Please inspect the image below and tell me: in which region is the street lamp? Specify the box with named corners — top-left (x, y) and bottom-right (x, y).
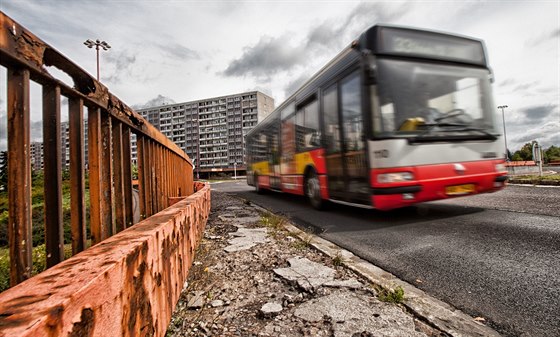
top-left (497, 105), bottom-right (509, 160)
top-left (83, 39), bottom-right (111, 81)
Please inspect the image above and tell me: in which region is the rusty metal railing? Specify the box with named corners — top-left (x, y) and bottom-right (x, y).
top-left (0, 12), bottom-right (193, 287)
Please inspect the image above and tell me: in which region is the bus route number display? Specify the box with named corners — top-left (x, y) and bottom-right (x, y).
top-left (379, 27), bottom-right (486, 66)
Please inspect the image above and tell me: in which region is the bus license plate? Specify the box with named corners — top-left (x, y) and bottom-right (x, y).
top-left (445, 184), bottom-right (475, 196)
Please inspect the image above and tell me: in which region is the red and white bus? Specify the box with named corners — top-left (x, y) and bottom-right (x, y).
top-left (246, 25), bottom-right (508, 210)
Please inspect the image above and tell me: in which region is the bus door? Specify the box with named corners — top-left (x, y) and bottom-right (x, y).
top-left (267, 117), bottom-right (282, 189)
top-left (323, 71), bottom-right (370, 204)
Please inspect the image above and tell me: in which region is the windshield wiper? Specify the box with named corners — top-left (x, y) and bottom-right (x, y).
top-left (409, 123), bottom-right (498, 143)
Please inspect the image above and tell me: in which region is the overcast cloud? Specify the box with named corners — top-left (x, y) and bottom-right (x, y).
top-left (0, 0), bottom-right (558, 152)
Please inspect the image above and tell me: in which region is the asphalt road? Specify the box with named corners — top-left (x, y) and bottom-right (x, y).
top-left (212, 180), bottom-right (560, 337)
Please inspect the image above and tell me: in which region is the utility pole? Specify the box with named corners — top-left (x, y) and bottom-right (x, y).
top-left (497, 105), bottom-right (509, 160)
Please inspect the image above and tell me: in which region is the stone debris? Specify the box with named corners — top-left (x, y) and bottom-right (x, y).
top-left (167, 191), bottom-right (443, 337)
top-left (224, 226), bottom-right (269, 253)
top-left (186, 291), bottom-right (205, 309)
top-left (231, 215), bottom-right (262, 226)
top-left (259, 302), bottom-right (283, 318)
top-left (273, 256), bottom-right (336, 292)
top-left (210, 299), bottom-right (224, 308)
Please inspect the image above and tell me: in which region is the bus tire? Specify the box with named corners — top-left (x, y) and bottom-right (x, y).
top-left (305, 169), bottom-right (326, 210)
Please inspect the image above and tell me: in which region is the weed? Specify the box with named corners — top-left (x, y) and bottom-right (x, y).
top-left (261, 214), bottom-right (287, 240)
top-left (291, 229), bottom-right (314, 250)
top-left (378, 285), bottom-right (405, 303)
top-left (332, 251), bottom-right (344, 267)
top-left (260, 214), bottom-right (285, 230)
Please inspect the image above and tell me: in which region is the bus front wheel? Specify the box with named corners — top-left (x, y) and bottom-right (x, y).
top-left (305, 170), bottom-right (326, 210)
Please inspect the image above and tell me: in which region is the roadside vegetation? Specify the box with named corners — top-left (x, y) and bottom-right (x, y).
top-left (510, 143), bottom-right (560, 163)
top-left (0, 169), bottom-right (91, 293)
top-left (510, 174), bottom-right (560, 184)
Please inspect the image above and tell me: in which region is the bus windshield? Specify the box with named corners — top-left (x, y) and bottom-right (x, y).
top-left (374, 58), bottom-right (498, 141)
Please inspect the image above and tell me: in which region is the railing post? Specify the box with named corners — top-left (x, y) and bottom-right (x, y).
top-left (69, 97), bottom-right (87, 254)
top-left (122, 126), bottom-right (134, 227)
top-left (137, 136), bottom-right (147, 219)
top-left (88, 107), bottom-right (103, 244)
top-left (112, 121), bottom-right (125, 233)
top-left (101, 113), bottom-right (114, 236)
top-left (7, 68), bottom-right (33, 285)
top-left (42, 83), bottom-right (64, 267)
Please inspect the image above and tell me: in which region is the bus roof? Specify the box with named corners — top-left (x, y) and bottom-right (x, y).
top-left (247, 24), bottom-right (489, 137)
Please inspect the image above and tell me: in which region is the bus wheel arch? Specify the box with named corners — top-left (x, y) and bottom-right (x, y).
top-left (304, 166), bottom-right (326, 210)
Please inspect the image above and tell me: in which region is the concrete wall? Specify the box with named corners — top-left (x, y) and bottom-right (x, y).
top-left (507, 165), bottom-right (540, 175)
top-left (0, 182), bottom-right (211, 337)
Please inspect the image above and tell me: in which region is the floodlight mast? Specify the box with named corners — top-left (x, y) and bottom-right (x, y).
top-left (83, 39), bottom-right (111, 81)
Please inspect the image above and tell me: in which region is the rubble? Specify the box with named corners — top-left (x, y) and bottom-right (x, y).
top-left (166, 191), bottom-right (445, 337)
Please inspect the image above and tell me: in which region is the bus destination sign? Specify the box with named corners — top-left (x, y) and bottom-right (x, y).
top-left (377, 27), bottom-right (486, 66)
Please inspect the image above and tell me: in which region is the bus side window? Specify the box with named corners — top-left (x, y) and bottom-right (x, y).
top-left (295, 98), bottom-right (320, 151)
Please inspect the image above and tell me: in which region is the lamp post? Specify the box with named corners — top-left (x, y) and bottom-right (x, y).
top-left (83, 39), bottom-right (111, 81)
top-left (497, 105), bottom-right (509, 160)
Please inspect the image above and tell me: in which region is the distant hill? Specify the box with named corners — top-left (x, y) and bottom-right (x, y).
top-left (131, 95), bottom-right (176, 110)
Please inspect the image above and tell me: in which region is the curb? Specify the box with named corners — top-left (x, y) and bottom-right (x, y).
top-left (245, 198), bottom-right (502, 337)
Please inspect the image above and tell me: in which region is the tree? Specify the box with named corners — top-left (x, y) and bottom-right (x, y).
top-left (512, 142), bottom-right (535, 161)
top-left (544, 145), bottom-right (560, 164)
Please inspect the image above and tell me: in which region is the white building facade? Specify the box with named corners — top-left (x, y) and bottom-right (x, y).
top-left (133, 91), bottom-right (274, 175)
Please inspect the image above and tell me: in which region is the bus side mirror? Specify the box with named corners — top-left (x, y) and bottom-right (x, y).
top-left (365, 67), bottom-right (376, 85)
top-left (361, 49), bottom-right (376, 85)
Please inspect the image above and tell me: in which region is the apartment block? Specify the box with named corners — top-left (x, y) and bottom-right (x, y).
top-left (30, 142), bottom-right (44, 171)
top-left (133, 91), bottom-right (274, 175)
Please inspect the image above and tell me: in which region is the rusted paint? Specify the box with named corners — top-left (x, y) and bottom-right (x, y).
top-left (69, 97), bottom-right (87, 254)
top-left (7, 67), bottom-right (33, 285)
top-left (45, 305), bottom-right (64, 337)
top-left (112, 121), bottom-right (126, 233)
top-left (101, 112), bottom-right (114, 236)
top-left (1, 14), bottom-right (203, 336)
top-left (122, 127), bottom-right (134, 227)
top-left (137, 136), bottom-right (146, 219)
top-left (88, 107), bottom-right (103, 245)
top-left (0, 183), bottom-right (210, 337)
top-left (1, 13), bottom-right (190, 164)
top-left (70, 308), bottom-right (95, 337)
top-left (43, 83), bottom-right (64, 267)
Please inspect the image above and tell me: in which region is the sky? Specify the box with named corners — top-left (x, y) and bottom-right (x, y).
top-left (0, 0), bottom-right (559, 153)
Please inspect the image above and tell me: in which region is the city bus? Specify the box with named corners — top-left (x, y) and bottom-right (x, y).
top-left (246, 24), bottom-right (508, 210)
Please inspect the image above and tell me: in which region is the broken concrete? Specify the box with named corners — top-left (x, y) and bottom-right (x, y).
top-left (224, 226), bottom-right (269, 253)
top-left (294, 291), bottom-right (426, 337)
top-left (273, 256), bottom-right (336, 291)
top-left (167, 191), bottom-right (450, 337)
top-left (324, 278), bottom-right (364, 290)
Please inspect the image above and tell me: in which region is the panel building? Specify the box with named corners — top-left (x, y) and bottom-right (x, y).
top-left (133, 91), bottom-right (274, 176)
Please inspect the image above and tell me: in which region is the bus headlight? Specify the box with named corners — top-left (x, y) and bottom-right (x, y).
top-left (377, 172), bottom-right (414, 183)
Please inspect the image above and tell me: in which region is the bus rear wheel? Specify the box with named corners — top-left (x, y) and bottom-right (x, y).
top-left (305, 170), bottom-right (326, 210)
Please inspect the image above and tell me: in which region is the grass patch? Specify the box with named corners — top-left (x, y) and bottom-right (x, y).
top-left (513, 174), bottom-right (560, 182)
top-left (332, 251), bottom-right (344, 267)
top-left (0, 244), bottom-right (73, 293)
top-left (260, 213), bottom-right (286, 240)
top-left (290, 229), bottom-right (314, 250)
top-left (377, 285), bottom-right (405, 303)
